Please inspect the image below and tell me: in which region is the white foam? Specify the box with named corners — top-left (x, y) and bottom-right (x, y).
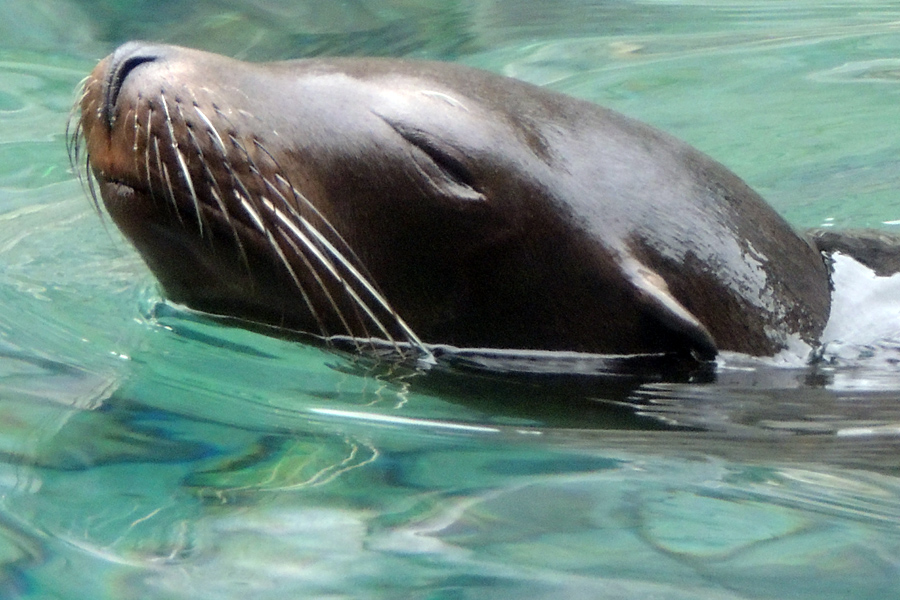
top-left (821, 252), bottom-right (900, 346)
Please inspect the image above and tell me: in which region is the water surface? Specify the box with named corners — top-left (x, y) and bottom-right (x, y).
top-left (1, 1), bottom-right (900, 598)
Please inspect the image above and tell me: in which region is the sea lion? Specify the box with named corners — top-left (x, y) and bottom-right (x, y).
top-left (68, 42), bottom-right (832, 363)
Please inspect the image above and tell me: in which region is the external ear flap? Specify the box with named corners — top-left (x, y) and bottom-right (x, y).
top-left (620, 257), bottom-right (718, 360)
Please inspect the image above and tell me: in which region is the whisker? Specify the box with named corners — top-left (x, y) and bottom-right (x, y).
top-left (144, 107), bottom-right (155, 199)
top-left (255, 178), bottom-right (374, 342)
top-left (240, 131), bottom-right (432, 361)
top-left (186, 102), bottom-right (251, 267)
top-left (65, 82), bottom-right (90, 191)
top-left (218, 132), bottom-right (338, 330)
top-left (264, 206), bottom-right (388, 337)
top-left (68, 130), bottom-right (94, 214)
top-left (196, 104), bottom-right (351, 340)
top-left (263, 174), bottom-right (432, 362)
top-left (65, 80), bottom-right (115, 227)
top-left (160, 93), bottom-right (204, 236)
top-left (65, 76), bottom-right (91, 144)
top-left (64, 111), bottom-right (81, 166)
top-left (193, 105), bottom-right (228, 155)
top-left (265, 200), bottom-right (433, 362)
top-left (83, 154), bottom-right (103, 217)
top-left (224, 125), bottom-right (387, 351)
top-left (257, 197), bottom-right (371, 349)
top-left (131, 106), bottom-right (141, 188)
top-left (246, 142), bottom-right (404, 345)
top-left (152, 135), bottom-right (184, 225)
top-left (257, 141), bottom-right (374, 281)
top-left (209, 186), bottom-right (253, 267)
top-left (276, 232), bottom-right (369, 355)
top-left (237, 194), bottom-right (330, 337)
top-left (159, 156), bottom-right (179, 224)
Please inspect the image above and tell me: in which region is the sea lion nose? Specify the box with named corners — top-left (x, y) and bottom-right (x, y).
top-left (102, 42), bottom-right (162, 128)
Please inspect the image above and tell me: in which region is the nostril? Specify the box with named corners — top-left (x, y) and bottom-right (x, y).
top-left (102, 43), bottom-right (160, 128)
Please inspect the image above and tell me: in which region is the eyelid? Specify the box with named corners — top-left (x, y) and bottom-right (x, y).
top-left (380, 117), bottom-right (485, 202)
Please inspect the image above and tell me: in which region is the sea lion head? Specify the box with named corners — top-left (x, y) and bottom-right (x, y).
top-left (69, 42), bottom-right (831, 362)
top-left (71, 42), bottom-right (532, 356)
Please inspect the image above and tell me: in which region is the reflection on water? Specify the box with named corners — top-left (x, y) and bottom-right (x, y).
top-left (1, 1), bottom-right (900, 598)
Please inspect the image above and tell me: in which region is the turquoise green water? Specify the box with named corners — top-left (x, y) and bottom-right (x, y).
top-left (2, 1), bottom-right (900, 598)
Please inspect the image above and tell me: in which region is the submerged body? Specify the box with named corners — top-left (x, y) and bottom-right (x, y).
top-left (71, 42), bottom-right (833, 362)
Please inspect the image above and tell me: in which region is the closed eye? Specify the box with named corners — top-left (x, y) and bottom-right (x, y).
top-left (377, 115), bottom-right (485, 202)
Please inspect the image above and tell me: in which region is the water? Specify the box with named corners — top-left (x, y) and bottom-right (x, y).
top-left (2, 1), bottom-right (900, 598)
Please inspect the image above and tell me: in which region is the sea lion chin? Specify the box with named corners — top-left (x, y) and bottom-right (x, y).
top-left (68, 41), bottom-right (831, 363)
